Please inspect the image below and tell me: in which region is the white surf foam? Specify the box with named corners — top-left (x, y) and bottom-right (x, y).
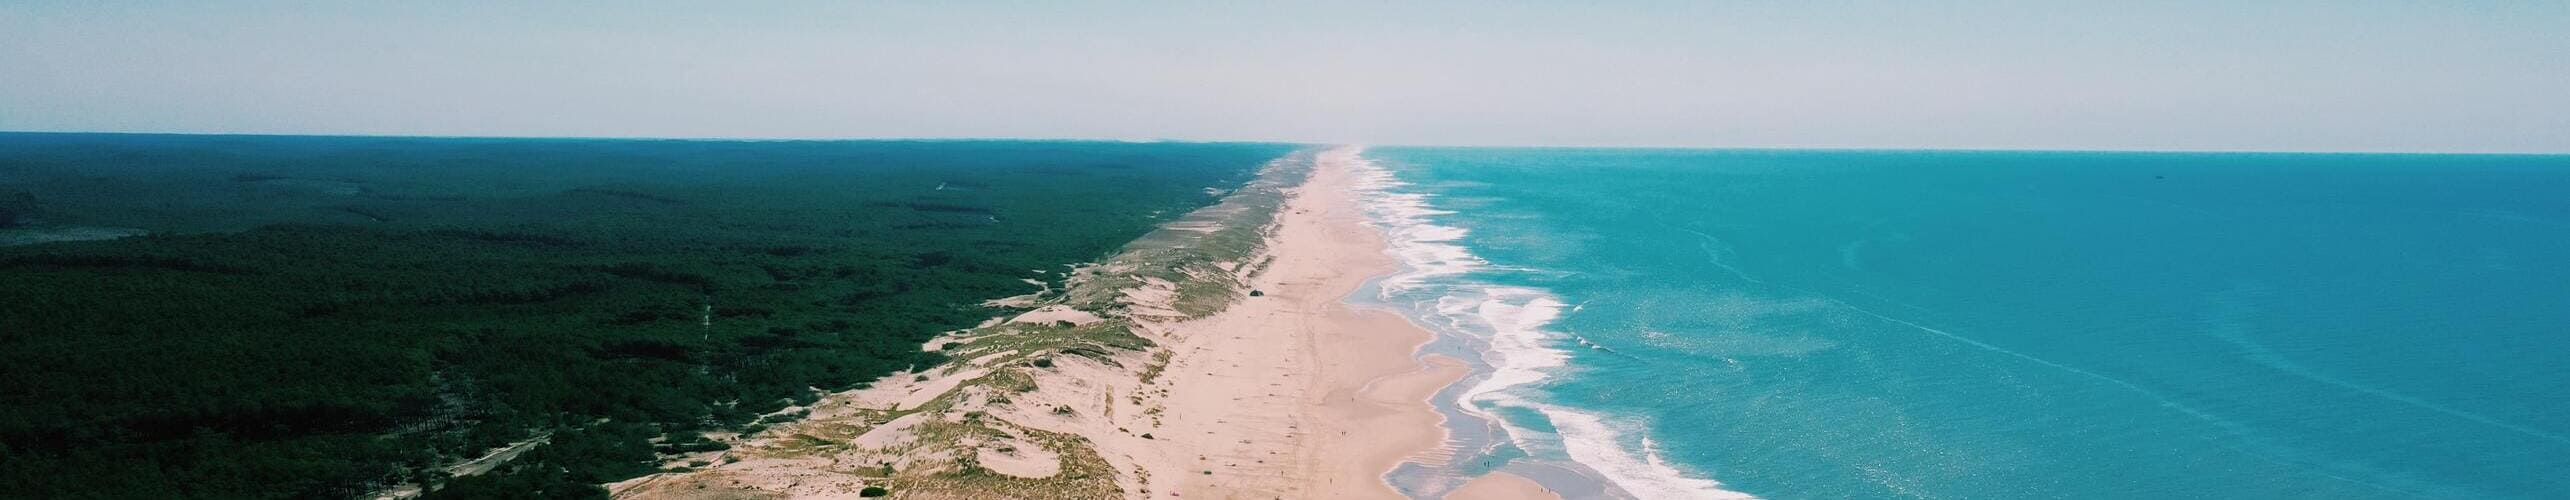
top-left (1346, 149), bottom-right (1755, 499)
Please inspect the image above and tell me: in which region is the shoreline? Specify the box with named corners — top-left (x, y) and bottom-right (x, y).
top-left (1109, 145), bottom-right (1559, 498)
top-left (1343, 149), bottom-right (1753, 500)
top-left (1338, 150), bottom-right (1595, 500)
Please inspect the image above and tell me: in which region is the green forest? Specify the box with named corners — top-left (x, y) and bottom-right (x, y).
top-left (0, 133), bottom-right (1289, 498)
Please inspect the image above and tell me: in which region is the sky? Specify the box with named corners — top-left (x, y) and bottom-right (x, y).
top-left (3, 1), bottom-right (2566, 153)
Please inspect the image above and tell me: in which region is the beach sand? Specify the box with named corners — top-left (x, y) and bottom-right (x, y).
top-left (611, 147), bottom-right (1552, 499)
top-left (1096, 146), bottom-right (1548, 498)
top-left (1446, 472), bottom-right (1560, 500)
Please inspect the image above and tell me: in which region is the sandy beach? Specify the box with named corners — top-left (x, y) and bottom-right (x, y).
top-left (1098, 146), bottom-right (1553, 499)
top-left (611, 147), bottom-right (1555, 499)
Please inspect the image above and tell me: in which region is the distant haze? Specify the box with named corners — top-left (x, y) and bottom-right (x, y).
top-left (4, 1), bottom-right (2566, 153)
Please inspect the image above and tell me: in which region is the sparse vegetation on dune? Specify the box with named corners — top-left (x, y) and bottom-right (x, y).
top-left (613, 150), bottom-right (1314, 499)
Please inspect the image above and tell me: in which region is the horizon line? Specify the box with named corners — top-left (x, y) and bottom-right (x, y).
top-left (4, 129), bottom-right (2566, 157)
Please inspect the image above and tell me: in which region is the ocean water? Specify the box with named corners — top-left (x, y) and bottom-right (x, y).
top-left (1352, 148), bottom-right (2570, 499)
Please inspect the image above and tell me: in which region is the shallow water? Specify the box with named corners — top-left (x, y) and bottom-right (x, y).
top-left (1358, 148), bottom-right (2570, 499)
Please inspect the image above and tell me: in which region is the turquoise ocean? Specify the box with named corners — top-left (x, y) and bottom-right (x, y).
top-left (1351, 148), bottom-right (2570, 499)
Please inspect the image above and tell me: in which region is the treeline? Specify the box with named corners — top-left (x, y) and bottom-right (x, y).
top-left (0, 133), bottom-right (1290, 498)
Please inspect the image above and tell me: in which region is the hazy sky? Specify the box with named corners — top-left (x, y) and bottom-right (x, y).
top-left (4, 1), bottom-right (2566, 152)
